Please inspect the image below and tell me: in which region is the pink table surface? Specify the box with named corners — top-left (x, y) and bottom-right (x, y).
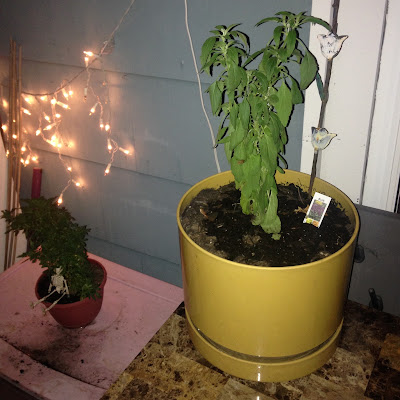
top-left (0, 254), bottom-right (183, 399)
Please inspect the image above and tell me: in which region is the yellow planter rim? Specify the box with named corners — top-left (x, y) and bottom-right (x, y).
top-left (177, 170), bottom-right (360, 270)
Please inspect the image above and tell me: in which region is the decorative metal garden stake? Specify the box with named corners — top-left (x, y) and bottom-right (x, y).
top-left (308, 0), bottom-right (348, 197)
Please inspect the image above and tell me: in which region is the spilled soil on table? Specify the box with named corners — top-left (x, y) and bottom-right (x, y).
top-left (180, 182), bottom-right (354, 267)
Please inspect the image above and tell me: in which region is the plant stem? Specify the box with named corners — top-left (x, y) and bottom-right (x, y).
top-left (308, 0), bottom-right (340, 197)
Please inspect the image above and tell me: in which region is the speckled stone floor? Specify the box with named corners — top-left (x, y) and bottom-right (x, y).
top-left (101, 301), bottom-right (400, 400)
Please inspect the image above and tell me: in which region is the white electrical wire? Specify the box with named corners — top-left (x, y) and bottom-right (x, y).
top-left (184, 0), bottom-right (221, 173)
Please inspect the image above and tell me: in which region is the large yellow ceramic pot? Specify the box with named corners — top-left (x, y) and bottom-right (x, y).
top-left (177, 170), bottom-right (359, 382)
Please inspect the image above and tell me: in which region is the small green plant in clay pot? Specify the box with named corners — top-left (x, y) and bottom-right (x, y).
top-left (1, 197), bottom-right (101, 305)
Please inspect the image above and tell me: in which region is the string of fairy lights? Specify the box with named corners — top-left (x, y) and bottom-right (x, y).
top-left (1, 0), bottom-right (136, 205)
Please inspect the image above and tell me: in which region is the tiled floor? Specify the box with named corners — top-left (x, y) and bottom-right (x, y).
top-left (102, 301), bottom-right (400, 400)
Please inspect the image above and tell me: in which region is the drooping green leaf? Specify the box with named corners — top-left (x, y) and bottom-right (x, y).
top-left (240, 191), bottom-right (251, 214)
top-left (200, 36), bottom-right (217, 67)
top-left (226, 23), bottom-right (242, 32)
top-left (224, 140), bottom-right (233, 160)
top-left (301, 16), bottom-right (331, 31)
top-left (208, 81), bottom-right (222, 115)
top-left (217, 136), bottom-right (231, 144)
top-left (273, 25), bottom-right (284, 47)
top-left (255, 16), bottom-right (281, 26)
top-left (300, 49), bottom-right (317, 90)
top-left (268, 112), bottom-right (282, 141)
top-left (264, 56), bottom-right (279, 82)
top-left (291, 49), bottom-right (303, 63)
top-left (275, 81), bottom-right (293, 127)
top-left (230, 157), bottom-right (245, 187)
top-left (276, 165), bottom-right (285, 174)
top-left (285, 29), bottom-right (297, 58)
top-left (290, 77), bottom-right (303, 104)
top-left (253, 71), bottom-right (269, 91)
top-left (259, 135), bottom-right (277, 174)
top-left (238, 99), bottom-right (250, 130)
top-left (243, 50), bottom-right (263, 67)
top-left (230, 120), bottom-right (246, 150)
top-left (216, 126), bottom-right (228, 142)
top-left (227, 62), bottom-right (245, 91)
top-left (261, 192), bottom-right (281, 234)
top-left (280, 126), bottom-right (288, 145)
top-left (229, 103), bottom-right (239, 129)
top-left (201, 53), bottom-right (220, 75)
top-left (243, 154), bottom-right (261, 192)
top-left (278, 153), bottom-right (288, 169)
top-left (227, 47), bottom-right (240, 66)
top-left (276, 11), bottom-right (294, 17)
top-left (233, 140), bottom-right (247, 160)
top-left (232, 31), bottom-right (250, 50)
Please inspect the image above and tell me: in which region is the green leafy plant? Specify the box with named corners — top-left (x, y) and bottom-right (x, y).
top-left (201, 11), bottom-right (330, 238)
top-left (1, 197), bottom-right (100, 300)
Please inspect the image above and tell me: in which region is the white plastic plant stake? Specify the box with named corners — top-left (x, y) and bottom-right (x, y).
top-left (304, 192), bottom-right (332, 228)
top-left (31, 268), bottom-right (70, 314)
top-left (317, 32), bottom-right (348, 60)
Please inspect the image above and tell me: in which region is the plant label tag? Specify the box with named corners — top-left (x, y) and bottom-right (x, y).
top-left (303, 192), bottom-right (332, 228)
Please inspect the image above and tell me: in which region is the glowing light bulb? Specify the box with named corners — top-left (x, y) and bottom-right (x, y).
top-left (12, 134), bottom-right (17, 139)
top-left (119, 147), bottom-right (130, 155)
top-left (20, 158), bottom-right (25, 164)
top-left (99, 118), bottom-right (104, 129)
top-left (23, 96), bottom-right (32, 104)
top-left (57, 195), bottom-right (63, 205)
top-left (67, 166), bottom-right (72, 172)
top-left (84, 51), bottom-right (94, 57)
top-left (62, 88), bottom-right (69, 99)
top-left (22, 108), bottom-right (31, 115)
top-left (36, 129), bottom-right (41, 136)
top-left (40, 96), bottom-right (47, 101)
top-left (21, 143), bottom-right (26, 152)
top-left (105, 124), bottom-right (110, 132)
top-left (32, 156), bottom-right (38, 162)
top-left (2, 99), bottom-right (8, 108)
top-left (50, 98), bottom-right (57, 105)
top-left (107, 138), bottom-right (112, 151)
top-left (1, 124), bottom-right (7, 132)
top-left (56, 101), bottom-right (69, 109)
top-left (89, 102), bottom-right (98, 115)
top-left (57, 143), bottom-right (62, 148)
top-left (55, 113), bottom-right (61, 119)
top-left (75, 181), bottom-right (81, 187)
top-left (44, 114), bottom-right (51, 122)
top-left (44, 123), bottom-right (54, 131)
top-left (68, 90), bottom-right (73, 96)
top-left (104, 162), bottom-right (111, 175)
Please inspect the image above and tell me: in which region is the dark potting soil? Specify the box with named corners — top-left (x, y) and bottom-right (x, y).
top-left (180, 182), bottom-right (354, 267)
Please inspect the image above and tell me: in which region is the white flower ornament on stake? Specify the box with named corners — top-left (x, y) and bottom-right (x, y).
top-left (317, 32), bottom-right (348, 60)
top-left (311, 127), bottom-right (337, 151)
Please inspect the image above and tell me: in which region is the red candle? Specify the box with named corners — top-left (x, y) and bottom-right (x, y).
top-left (31, 168), bottom-right (42, 198)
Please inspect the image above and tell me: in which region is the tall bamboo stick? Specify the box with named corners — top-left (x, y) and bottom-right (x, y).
top-left (3, 39), bottom-right (22, 270)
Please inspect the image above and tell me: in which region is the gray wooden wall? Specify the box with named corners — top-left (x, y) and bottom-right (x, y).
top-left (0, 0), bottom-right (311, 286)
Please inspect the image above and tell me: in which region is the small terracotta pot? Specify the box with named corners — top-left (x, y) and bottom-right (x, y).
top-left (35, 258), bottom-right (107, 328)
